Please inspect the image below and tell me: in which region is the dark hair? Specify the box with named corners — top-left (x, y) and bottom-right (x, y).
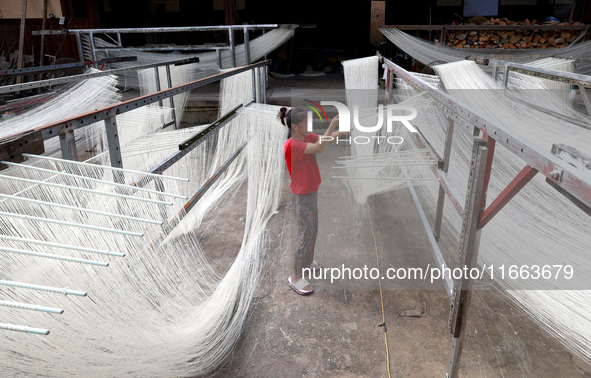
top-left (278, 107), bottom-right (306, 138)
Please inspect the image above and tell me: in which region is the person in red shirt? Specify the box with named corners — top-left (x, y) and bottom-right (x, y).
top-left (278, 107), bottom-right (345, 295)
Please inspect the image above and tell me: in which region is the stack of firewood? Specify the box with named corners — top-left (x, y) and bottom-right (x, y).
top-left (443, 18), bottom-right (585, 49)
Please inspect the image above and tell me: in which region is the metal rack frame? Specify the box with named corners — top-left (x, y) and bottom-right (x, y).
top-left (380, 53), bottom-right (591, 377)
top-left (32, 24), bottom-right (297, 69)
top-left (0, 59), bottom-right (270, 335)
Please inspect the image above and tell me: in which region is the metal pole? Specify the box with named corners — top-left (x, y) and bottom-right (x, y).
top-left (447, 138), bottom-right (488, 378)
top-left (578, 85), bottom-right (591, 117)
top-left (22, 153), bottom-right (189, 182)
top-left (154, 67), bottom-right (163, 106)
top-left (229, 28), bottom-right (236, 68)
top-left (503, 65), bottom-right (510, 88)
top-left (0, 246), bottom-right (109, 267)
top-left (0, 210), bottom-right (143, 237)
top-left (59, 131), bottom-right (78, 161)
top-left (0, 174), bottom-right (173, 206)
top-left (0, 280), bottom-right (86, 296)
top-left (0, 300), bottom-right (63, 314)
top-left (244, 27), bottom-right (257, 101)
top-left (434, 117), bottom-right (455, 241)
top-left (165, 65), bottom-right (178, 129)
top-left (105, 50), bottom-right (112, 70)
top-left (0, 234), bottom-right (124, 257)
top-left (153, 67), bottom-right (166, 128)
top-left (262, 66), bottom-right (267, 104)
top-left (89, 31), bottom-right (98, 67)
top-left (76, 34), bottom-right (85, 63)
top-left (104, 116), bottom-right (124, 182)
top-left (0, 192), bottom-right (162, 225)
top-left (255, 66), bottom-right (261, 102)
top-left (0, 322), bottom-right (49, 336)
top-left (216, 49), bottom-right (222, 69)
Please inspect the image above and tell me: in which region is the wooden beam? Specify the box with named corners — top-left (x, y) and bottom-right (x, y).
top-left (39, 0), bottom-right (48, 67)
top-left (16, 0), bottom-right (28, 84)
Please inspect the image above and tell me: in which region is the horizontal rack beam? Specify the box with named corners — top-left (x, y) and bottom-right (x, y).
top-left (0, 60), bottom-right (269, 143)
top-left (0, 56), bottom-right (200, 95)
top-left (32, 24), bottom-right (297, 36)
top-left (94, 46), bottom-right (230, 52)
top-left (380, 54), bottom-right (591, 213)
top-left (131, 103), bottom-right (243, 188)
top-left (472, 57), bottom-right (591, 89)
top-left (0, 57), bottom-right (137, 77)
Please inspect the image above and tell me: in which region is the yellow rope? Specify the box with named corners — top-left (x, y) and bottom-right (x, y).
top-left (367, 198), bottom-right (392, 378)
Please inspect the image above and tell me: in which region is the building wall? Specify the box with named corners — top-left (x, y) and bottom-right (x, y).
top-left (0, 0), bottom-right (63, 19)
top-left (1, 0), bottom-right (100, 66)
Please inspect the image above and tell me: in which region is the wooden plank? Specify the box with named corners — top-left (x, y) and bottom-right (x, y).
top-left (16, 0), bottom-right (28, 85)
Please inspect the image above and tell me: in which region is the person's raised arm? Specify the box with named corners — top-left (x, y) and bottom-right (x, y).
top-left (304, 115), bottom-right (346, 154)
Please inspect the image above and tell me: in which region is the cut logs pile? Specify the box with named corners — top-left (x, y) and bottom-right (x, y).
top-left (443, 18), bottom-right (587, 49)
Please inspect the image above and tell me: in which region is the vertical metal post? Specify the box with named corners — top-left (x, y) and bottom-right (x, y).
top-left (388, 69), bottom-right (395, 105)
top-left (433, 117), bottom-right (455, 241)
top-left (262, 29), bottom-right (268, 61)
top-left (480, 135), bottom-right (496, 211)
top-left (216, 49), bottom-right (222, 69)
top-left (165, 65), bottom-right (178, 129)
top-left (503, 65), bottom-right (509, 88)
top-left (229, 28), bottom-right (236, 68)
top-left (116, 32), bottom-right (122, 47)
top-left (578, 85), bottom-right (591, 117)
top-left (105, 50), bottom-right (112, 70)
top-left (76, 34), bottom-right (85, 63)
top-left (447, 138), bottom-right (488, 378)
top-left (59, 131), bottom-right (78, 161)
top-left (244, 27), bottom-right (250, 65)
top-left (493, 65), bottom-right (499, 82)
top-left (262, 66), bottom-right (267, 104)
top-left (257, 67), bottom-right (264, 103)
top-left (89, 31), bottom-right (98, 67)
top-left (104, 116), bottom-right (123, 172)
top-left (154, 67), bottom-right (163, 106)
top-left (244, 27), bottom-right (257, 101)
top-left (384, 67), bottom-right (390, 106)
top-left (153, 67), bottom-right (166, 128)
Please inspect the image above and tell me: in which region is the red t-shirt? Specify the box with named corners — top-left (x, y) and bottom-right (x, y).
top-left (284, 133), bottom-right (322, 194)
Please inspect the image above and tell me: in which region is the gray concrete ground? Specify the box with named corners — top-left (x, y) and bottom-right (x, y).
top-left (184, 74), bottom-right (591, 377)
top-left (193, 104), bottom-right (591, 376)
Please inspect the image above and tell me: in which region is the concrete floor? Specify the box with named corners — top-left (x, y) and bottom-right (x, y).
top-left (196, 139), bottom-right (591, 377)
top-left (187, 72), bottom-right (591, 376)
top-left (182, 74), bottom-right (591, 377)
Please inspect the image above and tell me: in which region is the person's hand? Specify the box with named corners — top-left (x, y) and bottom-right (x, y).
top-left (329, 114), bottom-right (339, 128)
